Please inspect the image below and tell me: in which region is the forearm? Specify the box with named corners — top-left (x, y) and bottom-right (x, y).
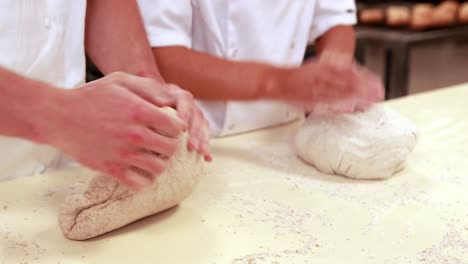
top-left (0, 67), bottom-right (61, 142)
top-left (153, 47), bottom-right (285, 100)
top-left (315, 25), bottom-right (356, 57)
top-left (85, 0), bottom-right (163, 82)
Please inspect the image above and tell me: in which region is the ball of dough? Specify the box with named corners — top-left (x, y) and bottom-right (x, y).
top-left (295, 105), bottom-right (418, 180)
top-left (58, 108), bottom-right (203, 240)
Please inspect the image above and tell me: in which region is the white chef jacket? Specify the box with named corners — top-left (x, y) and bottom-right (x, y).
top-left (0, 0), bottom-right (87, 180)
top-left (138, 0), bottom-right (356, 136)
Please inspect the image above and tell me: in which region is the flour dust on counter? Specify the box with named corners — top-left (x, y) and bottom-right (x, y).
top-left (226, 126), bottom-right (466, 263)
top-left (1, 86), bottom-right (468, 263)
top-left (295, 105), bottom-right (418, 180)
top-left (0, 226), bottom-right (47, 263)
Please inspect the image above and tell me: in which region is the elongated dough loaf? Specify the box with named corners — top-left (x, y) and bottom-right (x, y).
top-left (58, 108), bottom-right (202, 240)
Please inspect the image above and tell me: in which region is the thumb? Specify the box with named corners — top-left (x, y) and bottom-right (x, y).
top-left (119, 73), bottom-right (177, 107)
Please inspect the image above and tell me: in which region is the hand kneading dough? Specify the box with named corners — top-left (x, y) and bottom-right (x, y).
top-left (58, 108), bottom-right (202, 240)
top-left (295, 105), bottom-right (417, 180)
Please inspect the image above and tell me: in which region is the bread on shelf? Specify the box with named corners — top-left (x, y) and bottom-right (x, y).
top-left (360, 8), bottom-right (385, 24)
top-left (386, 6), bottom-right (410, 27)
top-left (438, 0), bottom-right (459, 13)
top-left (410, 4), bottom-right (434, 30)
top-left (458, 2), bottom-right (468, 24)
top-left (431, 0), bottom-right (459, 27)
top-left (360, 1), bottom-right (467, 30)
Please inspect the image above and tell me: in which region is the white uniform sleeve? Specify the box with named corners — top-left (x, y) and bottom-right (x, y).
top-left (137, 0), bottom-right (193, 48)
top-left (309, 0), bottom-right (357, 42)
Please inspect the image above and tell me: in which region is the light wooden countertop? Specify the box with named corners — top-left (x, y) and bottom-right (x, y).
top-left (1, 84), bottom-right (468, 264)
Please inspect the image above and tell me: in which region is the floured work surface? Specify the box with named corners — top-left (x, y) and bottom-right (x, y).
top-left (1, 84), bottom-right (468, 264)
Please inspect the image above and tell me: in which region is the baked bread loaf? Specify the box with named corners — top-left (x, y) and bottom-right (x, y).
top-left (438, 0), bottom-right (460, 13)
top-left (360, 8), bottom-right (385, 24)
top-left (431, 0), bottom-right (459, 27)
top-left (386, 6), bottom-right (411, 27)
top-left (410, 4), bottom-right (434, 30)
top-left (458, 2), bottom-right (468, 24)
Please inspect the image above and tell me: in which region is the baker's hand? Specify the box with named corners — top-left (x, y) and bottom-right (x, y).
top-left (146, 83), bottom-right (212, 162)
top-left (38, 72), bottom-right (187, 190)
top-left (170, 85), bottom-right (212, 162)
top-left (316, 51), bottom-right (384, 113)
top-left (284, 51), bottom-right (384, 113)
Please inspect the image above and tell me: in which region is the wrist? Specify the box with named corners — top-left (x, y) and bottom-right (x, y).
top-left (0, 68), bottom-right (63, 143)
top-left (30, 85), bottom-right (70, 145)
top-left (257, 66), bottom-right (291, 100)
top-left (318, 49), bottom-right (354, 63)
top-left (136, 70), bottom-right (166, 84)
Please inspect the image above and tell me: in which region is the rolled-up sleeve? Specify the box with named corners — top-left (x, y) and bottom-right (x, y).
top-left (309, 0), bottom-right (357, 42)
top-left (137, 0), bottom-right (193, 48)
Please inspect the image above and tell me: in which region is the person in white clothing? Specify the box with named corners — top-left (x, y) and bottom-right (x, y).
top-left (0, 0), bottom-right (211, 189)
top-left (138, 0), bottom-right (384, 136)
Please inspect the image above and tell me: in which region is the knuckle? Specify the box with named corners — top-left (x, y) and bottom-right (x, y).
top-left (108, 71), bottom-right (126, 79)
top-left (159, 116), bottom-right (175, 130)
top-left (151, 161), bottom-right (167, 174)
top-left (182, 90), bottom-right (194, 100)
top-left (132, 103), bottom-right (161, 125)
top-left (123, 129), bottom-right (144, 144)
top-left (168, 83), bottom-right (180, 90)
top-left (104, 72), bottom-right (126, 87)
top-left (142, 157), bottom-right (158, 171)
top-left (103, 161), bottom-right (125, 176)
top-left (147, 134), bottom-right (179, 155)
top-left (165, 138), bottom-right (180, 155)
top-left (119, 148), bottom-right (135, 159)
top-left (172, 87), bottom-right (193, 101)
top-left (130, 103), bottom-right (146, 121)
top-left (144, 78), bottom-right (159, 89)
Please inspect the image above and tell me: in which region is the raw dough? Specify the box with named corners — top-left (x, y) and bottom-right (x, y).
top-left (58, 108), bottom-right (202, 240)
top-left (295, 105), bottom-right (418, 180)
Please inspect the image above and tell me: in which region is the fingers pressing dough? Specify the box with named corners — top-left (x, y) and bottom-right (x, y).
top-left (58, 108), bottom-right (202, 240)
